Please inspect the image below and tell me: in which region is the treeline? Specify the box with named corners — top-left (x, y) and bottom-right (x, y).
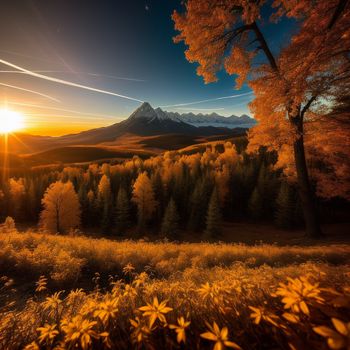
top-left (0, 141), bottom-right (334, 239)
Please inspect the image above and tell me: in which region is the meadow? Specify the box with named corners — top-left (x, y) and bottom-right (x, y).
top-left (0, 230), bottom-right (349, 349)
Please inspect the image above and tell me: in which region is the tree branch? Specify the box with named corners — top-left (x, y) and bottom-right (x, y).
top-left (250, 21), bottom-right (279, 72)
top-left (300, 95), bottom-right (318, 119)
top-left (327, 0), bottom-right (348, 30)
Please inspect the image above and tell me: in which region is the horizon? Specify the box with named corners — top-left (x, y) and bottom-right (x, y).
top-left (0, 0), bottom-right (292, 136)
top-left (14, 101), bottom-right (254, 137)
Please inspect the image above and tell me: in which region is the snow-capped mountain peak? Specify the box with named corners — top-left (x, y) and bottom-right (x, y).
top-left (129, 102), bottom-right (158, 120)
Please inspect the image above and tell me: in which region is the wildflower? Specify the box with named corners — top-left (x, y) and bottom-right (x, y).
top-left (313, 318), bottom-right (350, 350)
top-left (122, 284), bottom-right (137, 298)
top-left (282, 312), bottom-right (300, 324)
top-left (99, 331), bottom-right (113, 348)
top-left (61, 315), bottom-right (98, 350)
top-left (42, 291), bottom-right (63, 316)
top-left (37, 323), bottom-right (59, 344)
top-left (169, 317), bottom-right (191, 344)
top-left (66, 288), bottom-right (85, 306)
top-left (35, 276), bottom-right (47, 292)
top-left (133, 272), bottom-right (148, 288)
top-left (93, 296), bottom-right (119, 325)
top-left (24, 342), bottom-right (40, 350)
top-left (201, 322), bottom-right (242, 350)
top-left (123, 263), bottom-right (135, 275)
top-left (130, 317), bottom-right (151, 344)
top-left (139, 296), bottom-right (173, 327)
top-left (198, 282), bottom-right (221, 303)
top-left (249, 306), bottom-right (279, 327)
top-left (275, 276), bottom-right (324, 315)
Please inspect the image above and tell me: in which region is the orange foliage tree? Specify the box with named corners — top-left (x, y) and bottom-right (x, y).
top-left (172, 0), bottom-right (350, 237)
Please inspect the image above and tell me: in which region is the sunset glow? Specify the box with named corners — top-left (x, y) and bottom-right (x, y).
top-left (0, 109), bottom-right (25, 134)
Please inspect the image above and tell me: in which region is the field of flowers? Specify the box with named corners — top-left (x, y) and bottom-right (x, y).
top-left (0, 230), bottom-right (349, 349)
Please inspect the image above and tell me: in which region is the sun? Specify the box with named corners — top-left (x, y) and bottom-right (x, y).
top-left (0, 109), bottom-right (25, 134)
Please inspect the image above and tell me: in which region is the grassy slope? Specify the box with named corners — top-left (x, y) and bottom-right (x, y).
top-left (0, 230), bottom-right (349, 349)
top-left (1, 230), bottom-right (349, 287)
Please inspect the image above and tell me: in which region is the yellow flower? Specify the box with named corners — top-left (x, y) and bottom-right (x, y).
top-left (139, 296), bottom-right (173, 327)
top-left (61, 315), bottom-right (98, 350)
top-left (42, 291), bottom-right (63, 316)
top-left (313, 318), bottom-right (350, 350)
top-left (198, 282), bottom-right (220, 301)
top-left (200, 322), bottom-right (242, 350)
top-left (99, 331), bottom-right (113, 348)
top-left (66, 288), bottom-right (85, 306)
top-left (24, 342), bottom-right (39, 350)
top-left (275, 276), bottom-right (324, 315)
top-left (93, 297), bottom-right (119, 325)
top-left (130, 317), bottom-right (151, 344)
top-left (169, 317), bottom-right (191, 344)
top-left (123, 263), bottom-right (135, 275)
top-left (249, 306), bottom-right (279, 327)
top-left (123, 284), bottom-right (137, 298)
top-left (133, 272), bottom-right (148, 288)
top-left (37, 323), bottom-right (59, 344)
top-left (35, 275), bottom-right (48, 293)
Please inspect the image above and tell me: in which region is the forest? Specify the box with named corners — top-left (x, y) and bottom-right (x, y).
top-left (0, 138), bottom-right (347, 240)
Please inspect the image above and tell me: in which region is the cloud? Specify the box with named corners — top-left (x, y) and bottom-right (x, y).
top-left (159, 92), bottom-right (253, 108)
top-left (0, 59), bottom-right (144, 103)
top-left (0, 82), bottom-right (60, 102)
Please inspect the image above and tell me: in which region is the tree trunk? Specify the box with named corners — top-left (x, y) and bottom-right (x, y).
top-left (292, 117), bottom-right (322, 238)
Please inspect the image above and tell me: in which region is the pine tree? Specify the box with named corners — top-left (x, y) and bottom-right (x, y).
top-left (204, 188), bottom-right (222, 239)
top-left (115, 187), bottom-right (131, 235)
top-left (248, 186), bottom-right (263, 221)
top-left (78, 185), bottom-right (89, 227)
top-left (97, 175), bottom-right (112, 233)
top-left (274, 181), bottom-right (295, 229)
top-left (188, 178), bottom-right (211, 232)
top-left (161, 198), bottom-right (179, 239)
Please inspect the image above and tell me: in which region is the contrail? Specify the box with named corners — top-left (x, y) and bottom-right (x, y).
top-left (160, 92), bottom-right (253, 108)
top-left (0, 83), bottom-right (60, 102)
top-left (0, 70), bottom-right (146, 82)
top-left (0, 59), bottom-right (144, 103)
top-left (5, 101), bottom-right (119, 119)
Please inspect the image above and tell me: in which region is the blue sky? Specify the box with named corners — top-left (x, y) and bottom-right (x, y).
top-left (0, 0), bottom-right (296, 135)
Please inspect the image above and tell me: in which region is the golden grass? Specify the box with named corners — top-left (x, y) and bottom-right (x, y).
top-left (0, 231), bottom-right (349, 349)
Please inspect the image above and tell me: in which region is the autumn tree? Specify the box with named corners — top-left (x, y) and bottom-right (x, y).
top-left (132, 172), bottom-right (157, 228)
top-left (8, 178), bottom-right (25, 219)
top-left (1, 216), bottom-right (16, 233)
top-left (172, 0), bottom-right (350, 237)
top-left (40, 181), bottom-right (81, 234)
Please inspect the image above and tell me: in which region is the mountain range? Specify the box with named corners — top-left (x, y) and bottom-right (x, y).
top-left (3, 103), bottom-right (256, 165)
